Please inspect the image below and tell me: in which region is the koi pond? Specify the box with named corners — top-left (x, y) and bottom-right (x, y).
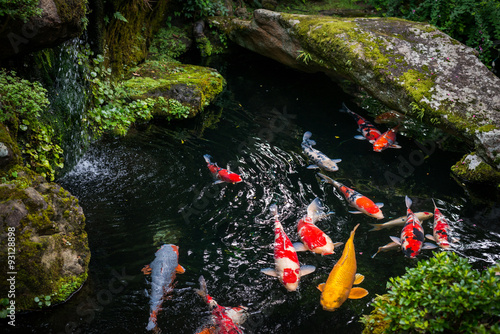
top-left (8, 51), bottom-right (500, 333)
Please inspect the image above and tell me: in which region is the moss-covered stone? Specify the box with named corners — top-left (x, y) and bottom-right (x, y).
top-left (121, 60), bottom-right (226, 119)
top-left (451, 153), bottom-right (500, 185)
top-left (0, 177), bottom-right (89, 312)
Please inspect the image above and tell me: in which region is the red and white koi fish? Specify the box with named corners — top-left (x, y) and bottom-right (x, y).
top-left (204, 154), bottom-right (242, 184)
top-left (339, 103), bottom-right (382, 143)
top-left (195, 276), bottom-right (248, 334)
top-left (368, 212), bottom-right (434, 231)
top-left (261, 204), bottom-right (316, 291)
top-left (425, 199), bottom-right (456, 249)
top-left (318, 173), bottom-right (384, 220)
top-left (294, 198), bottom-right (343, 256)
top-left (142, 244), bottom-right (185, 331)
top-left (372, 125), bottom-right (402, 152)
top-left (302, 131), bottom-right (342, 172)
top-left (386, 196), bottom-right (437, 258)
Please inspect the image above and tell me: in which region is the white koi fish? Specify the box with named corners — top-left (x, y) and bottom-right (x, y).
top-left (301, 131), bottom-right (342, 172)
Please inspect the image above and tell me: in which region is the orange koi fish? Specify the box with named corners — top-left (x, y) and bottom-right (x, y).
top-left (340, 103), bottom-right (382, 143)
top-left (142, 244), bottom-right (185, 331)
top-left (261, 204), bottom-right (316, 291)
top-left (294, 198), bottom-right (343, 256)
top-left (317, 223), bottom-right (368, 311)
top-left (318, 173), bottom-right (384, 220)
top-left (195, 276), bottom-right (248, 334)
top-left (372, 125), bottom-right (402, 152)
top-left (204, 154), bottom-right (242, 184)
top-left (425, 199), bottom-right (457, 249)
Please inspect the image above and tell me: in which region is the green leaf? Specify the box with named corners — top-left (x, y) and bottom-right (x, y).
top-left (114, 12), bottom-right (128, 23)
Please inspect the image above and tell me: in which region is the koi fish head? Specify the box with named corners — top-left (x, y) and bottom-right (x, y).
top-left (372, 137), bottom-right (390, 152)
top-left (281, 267), bottom-right (300, 292)
top-left (320, 292), bottom-right (346, 312)
top-left (227, 173), bottom-right (242, 184)
top-left (224, 306), bottom-right (249, 325)
top-left (356, 197), bottom-right (384, 219)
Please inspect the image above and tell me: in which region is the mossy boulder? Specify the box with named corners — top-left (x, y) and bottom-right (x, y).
top-left (0, 0), bottom-right (87, 59)
top-left (451, 152), bottom-right (500, 186)
top-left (0, 172), bottom-right (89, 313)
top-left (0, 124), bottom-right (21, 170)
top-left (121, 60), bottom-right (226, 119)
top-left (212, 9), bottom-right (500, 181)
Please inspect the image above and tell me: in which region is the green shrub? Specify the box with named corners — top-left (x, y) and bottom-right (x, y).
top-left (363, 0), bottom-right (500, 68)
top-left (361, 251), bottom-right (500, 333)
top-left (0, 69), bottom-right (63, 181)
top-left (0, 0), bottom-right (43, 22)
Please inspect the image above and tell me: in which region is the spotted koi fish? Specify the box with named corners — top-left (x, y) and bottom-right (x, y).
top-left (425, 199), bottom-right (456, 249)
top-left (204, 154), bottom-right (242, 184)
top-left (372, 125), bottom-right (402, 152)
top-left (294, 198), bottom-right (343, 256)
top-left (301, 131), bottom-right (342, 172)
top-left (318, 173), bottom-right (384, 220)
top-left (339, 103), bottom-right (382, 143)
top-left (195, 276), bottom-right (248, 334)
top-left (142, 244), bottom-right (185, 331)
top-left (261, 204), bottom-right (316, 291)
top-left (386, 196), bottom-right (437, 258)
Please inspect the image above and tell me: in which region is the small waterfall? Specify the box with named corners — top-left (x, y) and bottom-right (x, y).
top-left (41, 37), bottom-right (91, 174)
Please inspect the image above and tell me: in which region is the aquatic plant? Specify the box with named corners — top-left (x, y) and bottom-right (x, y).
top-left (361, 251), bottom-right (500, 333)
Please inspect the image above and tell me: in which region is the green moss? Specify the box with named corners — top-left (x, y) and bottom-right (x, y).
top-left (477, 124), bottom-right (497, 132)
top-left (399, 69), bottom-right (434, 101)
top-left (451, 153), bottom-right (500, 185)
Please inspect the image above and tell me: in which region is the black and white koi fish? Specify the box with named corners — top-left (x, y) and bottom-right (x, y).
top-left (301, 131), bottom-right (342, 172)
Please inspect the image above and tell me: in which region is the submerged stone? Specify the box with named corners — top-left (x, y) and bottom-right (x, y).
top-left (452, 153), bottom-right (500, 186)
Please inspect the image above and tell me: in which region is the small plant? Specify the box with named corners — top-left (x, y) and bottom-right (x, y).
top-left (0, 0), bottom-right (43, 22)
top-left (361, 251), bottom-right (500, 333)
top-left (296, 50), bottom-right (313, 64)
top-left (34, 295), bottom-right (51, 308)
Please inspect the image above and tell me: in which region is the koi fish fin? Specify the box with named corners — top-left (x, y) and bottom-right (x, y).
top-left (203, 154), bottom-right (212, 164)
top-left (451, 237), bottom-right (460, 243)
top-left (261, 268), bottom-right (278, 277)
top-left (339, 102), bottom-right (350, 113)
top-left (317, 172), bottom-right (335, 185)
top-left (405, 196), bottom-right (412, 209)
top-left (307, 197), bottom-right (326, 223)
top-left (141, 264), bottom-right (152, 275)
top-left (307, 164), bottom-right (319, 169)
top-left (348, 287), bottom-right (369, 299)
top-left (353, 273), bottom-right (365, 285)
top-left (333, 241), bottom-right (344, 249)
top-left (317, 283), bottom-right (326, 292)
top-left (375, 203), bottom-right (384, 208)
top-left (175, 264), bottom-right (185, 274)
top-left (303, 131), bottom-right (312, 141)
top-left (422, 242), bottom-right (438, 250)
top-left (332, 159), bottom-right (342, 163)
top-left (293, 242), bottom-right (309, 252)
top-left (390, 144), bottom-right (402, 149)
top-left (425, 234), bottom-right (436, 241)
top-left (349, 210), bottom-right (364, 214)
top-left (368, 223), bottom-right (384, 232)
top-left (213, 180), bottom-right (225, 185)
top-left (299, 265), bottom-right (316, 277)
top-left (372, 241), bottom-right (399, 258)
top-left (354, 135), bottom-right (366, 140)
top-left (389, 236), bottom-right (402, 245)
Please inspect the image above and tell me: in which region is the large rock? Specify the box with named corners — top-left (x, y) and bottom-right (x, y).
top-left (122, 60), bottom-right (226, 119)
top-left (213, 10), bottom-right (500, 177)
top-left (0, 0), bottom-right (86, 59)
top-left (0, 176), bottom-right (89, 312)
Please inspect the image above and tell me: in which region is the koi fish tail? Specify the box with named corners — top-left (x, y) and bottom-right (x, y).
top-left (307, 198), bottom-right (326, 223)
top-left (339, 102), bottom-right (350, 114)
top-left (269, 204), bottom-right (279, 221)
top-left (203, 154), bottom-right (213, 164)
top-left (317, 173), bottom-right (337, 187)
top-left (302, 131), bottom-right (316, 146)
top-left (405, 195), bottom-right (412, 209)
top-left (195, 275), bottom-right (208, 300)
top-left (146, 310), bottom-right (158, 331)
top-left (431, 198), bottom-right (437, 209)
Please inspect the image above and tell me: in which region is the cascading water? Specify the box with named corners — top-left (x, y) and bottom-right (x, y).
top-left (42, 37), bottom-right (91, 173)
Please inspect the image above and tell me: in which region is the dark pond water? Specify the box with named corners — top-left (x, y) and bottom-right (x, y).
top-left (7, 50), bottom-right (500, 333)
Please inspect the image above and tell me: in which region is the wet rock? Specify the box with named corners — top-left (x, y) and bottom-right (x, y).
top-left (0, 181), bottom-right (89, 312)
top-left (0, 0), bottom-right (86, 59)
